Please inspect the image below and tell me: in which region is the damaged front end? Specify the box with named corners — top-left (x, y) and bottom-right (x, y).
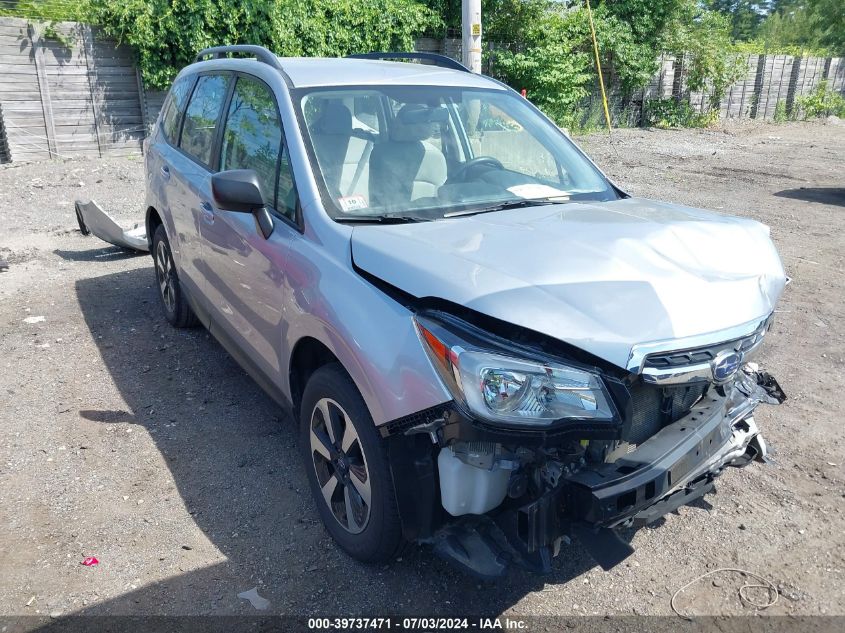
top-left (383, 310), bottom-right (786, 579)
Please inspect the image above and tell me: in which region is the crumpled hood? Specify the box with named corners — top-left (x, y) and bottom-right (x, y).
top-left (350, 198), bottom-right (787, 370)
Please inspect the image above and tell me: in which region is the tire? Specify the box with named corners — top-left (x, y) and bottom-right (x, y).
top-left (152, 224), bottom-right (198, 328)
top-left (300, 364), bottom-right (403, 563)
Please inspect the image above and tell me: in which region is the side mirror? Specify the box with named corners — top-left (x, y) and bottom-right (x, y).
top-left (212, 169), bottom-right (265, 212)
top-left (211, 169), bottom-right (274, 239)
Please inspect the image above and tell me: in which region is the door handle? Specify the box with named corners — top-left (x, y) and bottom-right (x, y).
top-left (159, 165), bottom-right (170, 180)
top-left (200, 201), bottom-right (215, 224)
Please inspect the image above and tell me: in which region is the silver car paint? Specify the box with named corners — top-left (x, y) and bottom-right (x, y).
top-left (350, 197), bottom-right (786, 370)
top-left (146, 59), bottom-right (453, 425)
top-left (146, 56), bottom-right (785, 427)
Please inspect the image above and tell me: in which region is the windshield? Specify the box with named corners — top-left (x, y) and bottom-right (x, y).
top-left (294, 85), bottom-right (618, 221)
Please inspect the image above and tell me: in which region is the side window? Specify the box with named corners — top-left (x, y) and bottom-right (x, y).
top-left (161, 75), bottom-right (194, 145)
top-left (180, 74), bottom-right (230, 166)
top-left (220, 76), bottom-right (282, 208)
top-left (276, 146), bottom-right (297, 223)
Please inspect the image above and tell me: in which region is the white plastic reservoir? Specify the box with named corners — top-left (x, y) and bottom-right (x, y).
top-left (438, 447), bottom-right (511, 516)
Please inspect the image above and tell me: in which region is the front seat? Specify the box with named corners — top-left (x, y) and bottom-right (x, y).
top-left (310, 102), bottom-right (373, 200)
top-left (369, 104), bottom-right (447, 208)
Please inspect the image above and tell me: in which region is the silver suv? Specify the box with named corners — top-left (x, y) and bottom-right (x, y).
top-left (145, 46), bottom-right (787, 578)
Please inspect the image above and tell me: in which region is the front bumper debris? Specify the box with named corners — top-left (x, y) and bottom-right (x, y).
top-left (74, 199), bottom-right (149, 252)
top-left (566, 393), bottom-right (766, 530)
top-left (415, 367), bottom-right (786, 579)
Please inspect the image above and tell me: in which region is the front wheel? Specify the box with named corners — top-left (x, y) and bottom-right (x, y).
top-left (300, 364), bottom-right (403, 562)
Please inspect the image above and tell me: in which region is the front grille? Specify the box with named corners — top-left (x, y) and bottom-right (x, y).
top-left (643, 319), bottom-right (771, 372)
top-left (626, 382), bottom-right (709, 446)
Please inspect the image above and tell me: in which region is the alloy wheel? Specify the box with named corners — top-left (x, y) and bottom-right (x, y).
top-left (155, 240), bottom-right (175, 313)
top-left (309, 397), bottom-right (372, 534)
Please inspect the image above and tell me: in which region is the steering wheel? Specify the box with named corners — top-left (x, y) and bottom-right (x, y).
top-left (451, 156), bottom-right (504, 182)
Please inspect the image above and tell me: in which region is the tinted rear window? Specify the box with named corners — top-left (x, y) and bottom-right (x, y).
top-left (180, 74), bottom-right (231, 167)
top-left (161, 74), bottom-right (195, 145)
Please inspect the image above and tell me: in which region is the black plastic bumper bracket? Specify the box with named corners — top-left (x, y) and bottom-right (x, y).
top-left (570, 523), bottom-right (635, 570)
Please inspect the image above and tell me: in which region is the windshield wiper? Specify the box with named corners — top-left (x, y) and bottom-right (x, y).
top-left (335, 214), bottom-right (429, 224)
top-left (443, 198), bottom-right (565, 218)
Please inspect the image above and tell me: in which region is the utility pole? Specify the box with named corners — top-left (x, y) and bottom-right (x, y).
top-left (462, 0), bottom-right (482, 73)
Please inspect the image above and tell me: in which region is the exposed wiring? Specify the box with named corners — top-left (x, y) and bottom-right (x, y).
top-left (670, 567), bottom-right (779, 620)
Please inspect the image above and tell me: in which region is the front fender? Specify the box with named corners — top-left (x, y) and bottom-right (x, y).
top-left (280, 223), bottom-right (450, 426)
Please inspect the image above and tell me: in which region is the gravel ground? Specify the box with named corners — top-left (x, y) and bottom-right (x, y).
top-left (0, 121), bottom-right (843, 621)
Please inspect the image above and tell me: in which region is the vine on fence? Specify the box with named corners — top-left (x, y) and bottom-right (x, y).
top-left (88, 0), bottom-right (440, 90)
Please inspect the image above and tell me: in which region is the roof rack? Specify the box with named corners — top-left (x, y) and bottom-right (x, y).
top-left (346, 52), bottom-right (470, 73)
top-left (195, 45), bottom-right (283, 71)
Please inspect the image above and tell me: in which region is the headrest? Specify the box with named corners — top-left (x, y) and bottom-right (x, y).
top-left (397, 104), bottom-right (448, 124)
top-left (391, 104), bottom-right (445, 142)
top-left (313, 102), bottom-right (353, 135)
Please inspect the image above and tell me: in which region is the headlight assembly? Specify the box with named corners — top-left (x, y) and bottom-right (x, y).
top-left (415, 315), bottom-right (616, 427)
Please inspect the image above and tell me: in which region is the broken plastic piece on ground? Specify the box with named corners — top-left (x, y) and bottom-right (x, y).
top-left (0, 259), bottom-right (8, 271)
top-left (80, 556), bottom-right (99, 566)
top-left (237, 587), bottom-right (270, 610)
top-left (74, 199), bottom-right (148, 252)
top-left (23, 316), bottom-right (45, 324)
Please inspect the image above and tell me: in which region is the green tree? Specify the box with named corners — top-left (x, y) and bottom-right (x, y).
top-left (752, 0), bottom-right (844, 54)
top-left (666, 0), bottom-right (748, 110)
top-left (493, 4), bottom-right (656, 127)
top-left (600, 0), bottom-right (684, 51)
top-left (704, 0), bottom-right (770, 41)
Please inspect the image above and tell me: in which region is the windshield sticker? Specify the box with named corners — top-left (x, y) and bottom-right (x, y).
top-left (507, 184), bottom-right (570, 200)
top-left (338, 195), bottom-right (369, 212)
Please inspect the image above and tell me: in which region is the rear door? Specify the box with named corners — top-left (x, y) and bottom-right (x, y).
top-left (198, 73), bottom-right (300, 385)
top-left (147, 73), bottom-right (196, 288)
top-left (166, 73), bottom-right (232, 303)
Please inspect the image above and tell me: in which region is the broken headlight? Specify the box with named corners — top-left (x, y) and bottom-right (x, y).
top-left (415, 315), bottom-right (615, 427)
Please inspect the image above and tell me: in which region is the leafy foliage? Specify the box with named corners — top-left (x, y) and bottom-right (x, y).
top-left (703, 0), bottom-right (769, 41)
top-left (600, 0), bottom-right (682, 53)
top-left (773, 99), bottom-right (788, 122)
top-left (88, 0), bottom-right (440, 89)
top-left (644, 98), bottom-right (716, 128)
top-left (0, 0), bottom-right (92, 21)
top-left (492, 4), bottom-right (656, 128)
top-left (729, 39), bottom-right (833, 56)
top-left (796, 81), bottom-right (845, 119)
top-left (755, 0), bottom-right (844, 56)
top-left (421, 0), bottom-right (548, 42)
top-left (665, 3), bottom-right (748, 111)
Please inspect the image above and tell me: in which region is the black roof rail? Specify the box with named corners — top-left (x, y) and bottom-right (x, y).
top-left (195, 45), bottom-right (283, 71)
top-left (346, 52), bottom-right (470, 73)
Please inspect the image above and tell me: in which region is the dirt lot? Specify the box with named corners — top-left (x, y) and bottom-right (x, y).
top-left (0, 122), bottom-right (843, 622)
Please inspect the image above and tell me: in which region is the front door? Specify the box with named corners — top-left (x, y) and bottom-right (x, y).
top-left (198, 74), bottom-right (300, 385)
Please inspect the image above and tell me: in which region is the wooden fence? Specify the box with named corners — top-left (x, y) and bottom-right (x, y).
top-left (0, 17), bottom-right (148, 162)
top-left (1, 17), bottom-right (844, 163)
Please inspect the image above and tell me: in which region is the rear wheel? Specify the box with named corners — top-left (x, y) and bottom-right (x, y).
top-left (300, 364), bottom-right (403, 562)
top-left (152, 224), bottom-right (198, 328)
